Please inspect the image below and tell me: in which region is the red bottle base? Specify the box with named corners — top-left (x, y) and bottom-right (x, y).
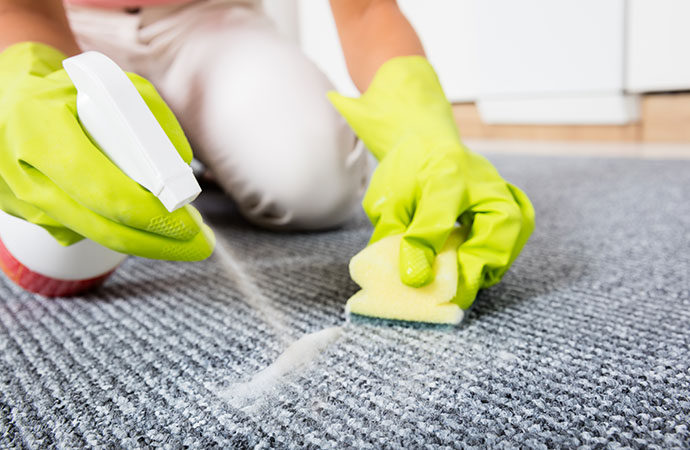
top-left (0, 237), bottom-right (115, 297)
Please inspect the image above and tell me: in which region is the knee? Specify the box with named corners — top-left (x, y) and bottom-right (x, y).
top-left (165, 18), bottom-right (369, 229)
top-left (234, 117), bottom-right (368, 230)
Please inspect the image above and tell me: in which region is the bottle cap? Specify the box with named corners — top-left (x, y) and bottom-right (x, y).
top-left (63, 51), bottom-right (200, 212)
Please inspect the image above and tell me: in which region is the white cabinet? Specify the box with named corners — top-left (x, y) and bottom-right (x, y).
top-left (475, 0), bottom-right (626, 97)
top-left (295, 1), bottom-right (690, 125)
top-left (474, 0), bottom-right (637, 124)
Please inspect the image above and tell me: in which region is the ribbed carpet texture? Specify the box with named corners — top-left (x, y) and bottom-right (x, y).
top-left (1, 154), bottom-right (689, 449)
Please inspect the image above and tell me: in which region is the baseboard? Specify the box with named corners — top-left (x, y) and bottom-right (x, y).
top-left (454, 93), bottom-right (690, 142)
top-left (476, 94), bottom-right (639, 125)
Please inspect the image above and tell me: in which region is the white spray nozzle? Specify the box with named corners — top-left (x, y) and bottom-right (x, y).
top-left (62, 51), bottom-right (200, 212)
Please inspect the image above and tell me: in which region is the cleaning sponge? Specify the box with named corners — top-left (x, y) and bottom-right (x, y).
top-left (346, 228), bottom-right (468, 325)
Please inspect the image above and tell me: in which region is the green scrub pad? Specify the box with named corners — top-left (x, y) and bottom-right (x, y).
top-left (346, 228), bottom-right (468, 325)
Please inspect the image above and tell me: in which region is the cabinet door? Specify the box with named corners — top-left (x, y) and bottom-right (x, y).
top-left (626, 0), bottom-right (690, 93)
top-left (475, 0), bottom-right (625, 96)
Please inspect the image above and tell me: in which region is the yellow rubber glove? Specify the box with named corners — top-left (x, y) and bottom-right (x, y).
top-left (0, 42), bottom-right (214, 261)
top-left (329, 56), bottom-right (534, 309)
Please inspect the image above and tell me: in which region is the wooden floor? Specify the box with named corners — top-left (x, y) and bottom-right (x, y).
top-left (453, 93), bottom-right (690, 143)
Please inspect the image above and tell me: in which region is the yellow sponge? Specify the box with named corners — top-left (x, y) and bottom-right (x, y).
top-left (346, 228), bottom-right (467, 325)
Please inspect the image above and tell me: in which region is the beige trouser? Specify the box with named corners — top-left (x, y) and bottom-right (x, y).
top-left (66, 0), bottom-right (368, 229)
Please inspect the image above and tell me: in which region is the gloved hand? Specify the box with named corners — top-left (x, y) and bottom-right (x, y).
top-left (0, 42), bottom-right (214, 261)
top-left (328, 56), bottom-right (534, 309)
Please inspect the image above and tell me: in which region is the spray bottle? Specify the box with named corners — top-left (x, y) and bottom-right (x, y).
top-left (0, 51), bottom-right (201, 297)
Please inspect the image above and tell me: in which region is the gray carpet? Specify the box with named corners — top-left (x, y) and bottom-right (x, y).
top-left (1, 154), bottom-right (689, 449)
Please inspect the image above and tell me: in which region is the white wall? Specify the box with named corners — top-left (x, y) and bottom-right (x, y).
top-left (297, 0), bottom-right (479, 101)
top-left (626, 0), bottom-right (690, 92)
top-left (397, 1), bottom-right (479, 102)
top-left (297, 0), bottom-right (357, 96)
